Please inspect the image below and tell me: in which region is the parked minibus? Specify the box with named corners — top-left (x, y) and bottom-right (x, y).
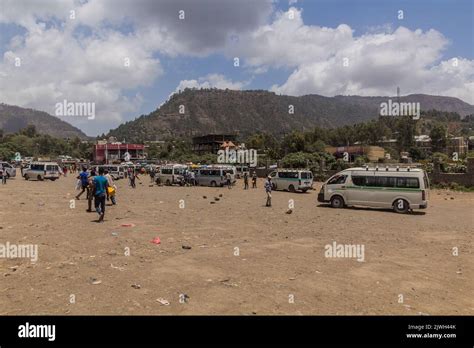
top-left (93, 165), bottom-right (124, 180)
top-left (23, 162), bottom-right (60, 181)
top-left (317, 166), bottom-right (429, 213)
top-left (0, 161), bottom-right (16, 178)
top-left (268, 169), bottom-right (313, 192)
top-left (194, 165), bottom-right (237, 187)
top-left (156, 164), bottom-right (188, 185)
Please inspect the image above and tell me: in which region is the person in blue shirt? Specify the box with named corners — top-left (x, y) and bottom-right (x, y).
top-left (92, 167), bottom-right (109, 222)
top-left (75, 167), bottom-right (89, 200)
top-left (264, 175), bottom-right (272, 207)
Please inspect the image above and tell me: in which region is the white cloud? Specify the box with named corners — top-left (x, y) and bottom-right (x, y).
top-left (0, 0), bottom-right (273, 135)
top-left (233, 7), bottom-right (474, 104)
top-left (175, 74), bottom-right (248, 92)
top-left (0, 23), bottom-right (162, 134)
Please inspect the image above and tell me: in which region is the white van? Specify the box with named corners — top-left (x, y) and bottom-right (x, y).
top-left (318, 166), bottom-right (429, 213)
top-left (0, 161), bottom-right (16, 178)
top-left (269, 169), bottom-right (313, 192)
top-left (156, 164), bottom-right (188, 186)
top-left (23, 162), bottom-right (60, 181)
top-left (93, 165), bottom-right (124, 180)
top-left (194, 165), bottom-right (237, 187)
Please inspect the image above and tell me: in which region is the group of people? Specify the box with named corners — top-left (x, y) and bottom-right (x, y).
top-left (242, 171), bottom-right (258, 190)
top-left (183, 170), bottom-right (197, 186)
top-left (72, 164), bottom-right (275, 223)
top-left (76, 166), bottom-right (117, 222)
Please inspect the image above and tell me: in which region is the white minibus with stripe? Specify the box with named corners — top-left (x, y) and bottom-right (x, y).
top-left (318, 166), bottom-right (429, 213)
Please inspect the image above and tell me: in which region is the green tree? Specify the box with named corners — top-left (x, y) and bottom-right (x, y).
top-left (281, 131), bottom-right (305, 154)
top-left (430, 123), bottom-right (447, 153)
top-left (395, 116), bottom-right (415, 152)
top-left (21, 124), bottom-right (37, 138)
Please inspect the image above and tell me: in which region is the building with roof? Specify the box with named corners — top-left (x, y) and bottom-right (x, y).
top-left (93, 142), bottom-right (146, 164)
top-left (192, 134), bottom-right (238, 155)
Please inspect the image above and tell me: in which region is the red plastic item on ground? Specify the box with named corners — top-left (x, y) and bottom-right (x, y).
top-left (151, 237), bottom-right (161, 245)
top-left (121, 223), bottom-right (135, 227)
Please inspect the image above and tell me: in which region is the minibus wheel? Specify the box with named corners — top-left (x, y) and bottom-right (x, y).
top-left (165, 179), bottom-right (171, 186)
top-left (210, 181), bottom-right (217, 187)
top-left (393, 199), bottom-right (409, 214)
top-left (37, 175), bottom-right (43, 181)
top-left (272, 183), bottom-right (277, 190)
top-left (330, 195), bottom-right (344, 208)
top-left (24, 174), bottom-right (29, 180)
top-left (288, 184), bottom-right (296, 193)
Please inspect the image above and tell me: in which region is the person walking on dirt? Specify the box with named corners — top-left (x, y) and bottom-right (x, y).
top-left (76, 167), bottom-right (89, 200)
top-left (252, 171), bottom-right (257, 188)
top-left (264, 175), bottom-right (272, 207)
top-left (225, 171), bottom-right (232, 189)
top-left (130, 169), bottom-right (140, 188)
top-left (104, 169), bottom-right (117, 205)
top-left (243, 171), bottom-right (249, 190)
top-left (86, 170), bottom-right (96, 212)
top-left (91, 167), bottom-right (108, 222)
top-left (127, 167), bottom-right (133, 186)
top-left (150, 167), bottom-right (155, 183)
top-left (0, 167), bottom-right (6, 185)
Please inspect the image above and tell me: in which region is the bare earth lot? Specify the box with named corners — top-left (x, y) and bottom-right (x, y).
top-left (0, 171), bottom-right (473, 315)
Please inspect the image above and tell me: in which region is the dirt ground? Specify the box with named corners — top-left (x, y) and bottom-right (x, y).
top-left (0, 170), bottom-right (473, 315)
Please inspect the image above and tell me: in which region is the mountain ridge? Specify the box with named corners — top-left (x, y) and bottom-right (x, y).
top-left (0, 103), bottom-right (88, 139)
top-left (106, 89), bottom-right (474, 142)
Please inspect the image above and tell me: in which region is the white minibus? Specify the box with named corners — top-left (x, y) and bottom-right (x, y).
top-left (268, 169), bottom-right (313, 192)
top-left (156, 164), bottom-right (188, 186)
top-left (318, 167), bottom-right (429, 213)
top-left (194, 165), bottom-right (236, 187)
top-left (0, 161), bottom-right (16, 178)
top-left (23, 162), bottom-right (60, 181)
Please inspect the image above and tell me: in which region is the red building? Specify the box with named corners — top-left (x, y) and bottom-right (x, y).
top-left (93, 143), bottom-right (145, 164)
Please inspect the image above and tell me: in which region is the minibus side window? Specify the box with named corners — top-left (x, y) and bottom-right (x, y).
top-left (300, 172), bottom-right (312, 179)
top-left (328, 175), bottom-right (347, 185)
top-left (396, 177), bottom-right (419, 188)
top-left (365, 176), bottom-right (376, 186)
top-left (31, 164), bottom-right (43, 171)
top-left (375, 176), bottom-right (396, 187)
top-left (352, 176), bottom-right (364, 186)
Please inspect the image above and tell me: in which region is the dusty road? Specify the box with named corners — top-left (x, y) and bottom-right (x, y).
top-left (0, 171), bottom-right (473, 315)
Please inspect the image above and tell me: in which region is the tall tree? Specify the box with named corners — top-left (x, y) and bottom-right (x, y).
top-left (430, 123), bottom-right (447, 153)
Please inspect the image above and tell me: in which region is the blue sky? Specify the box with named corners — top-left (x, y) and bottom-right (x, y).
top-left (0, 0), bottom-right (473, 135)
